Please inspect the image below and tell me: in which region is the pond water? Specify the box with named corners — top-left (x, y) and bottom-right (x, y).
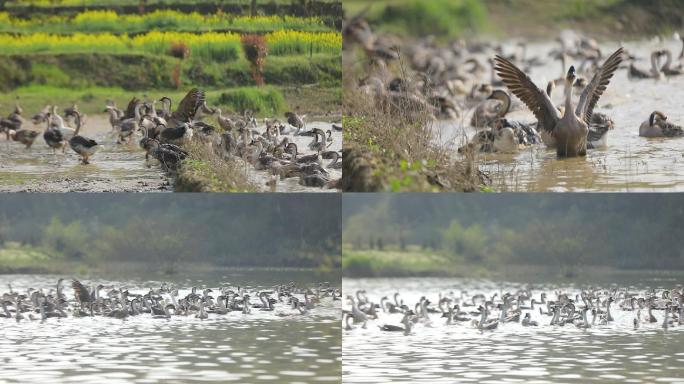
top-left (0, 115), bottom-right (169, 192)
top-left (0, 270), bottom-right (341, 383)
top-left (343, 273), bottom-right (684, 383)
top-left (436, 37), bottom-right (684, 192)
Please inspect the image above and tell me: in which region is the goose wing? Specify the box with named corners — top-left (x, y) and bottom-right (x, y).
top-left (575, 47), bottom-right (624, 125)
top-left (172, 88), bottom-right (205, 123)
top-left (494, 55), bottom-right (560, 133)
top-left (71, 279), bottom-right (92, 303)
top-left (124, 97), bottom-right (140, 119)
top-left (69, 135), bottom-right (98, 147)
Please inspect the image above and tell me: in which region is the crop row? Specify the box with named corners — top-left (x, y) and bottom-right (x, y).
top-left (0, 10), bottom-right (333, 34)
top-left (0, 30), bottom-right (341, 61)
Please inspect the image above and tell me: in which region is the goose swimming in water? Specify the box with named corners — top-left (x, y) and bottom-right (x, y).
top-left (494, 47), bottom-right (623, 157)
top-left (628, 51), bottom-right (663, 80)
top-left (639, 111), bottom-right (683, 137)
top-left (546, 81), bottom-right (614, 149)
top-left (470, 90), bottom-right (510, 128)
top-left (659, 48), bottom-right (683, 77)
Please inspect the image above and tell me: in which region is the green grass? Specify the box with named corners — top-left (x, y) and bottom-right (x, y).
top-left (218, 86), bottom-right (286, 115)
top-left (0, 11), bottom-right (333, 35)
top-left (344, 0), bottom-right (488, 38)
top-left (0, 52), bottom-right (340, 93)
top-left (342, 248), bottom-right (490, 278)
top-left (0, 85), bottom-right (285, 117)
top-left (5, 0), bottom-right (340, 7)
top-left (0, 242), bottom-right (54, 273)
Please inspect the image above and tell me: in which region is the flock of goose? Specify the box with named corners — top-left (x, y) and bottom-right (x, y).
top-left (344, 15), bottom-right (684, 158)
top-left (344, 288), bottom-right (684, 335)
top-left (0, 88), bottom-right (342, 189)
top-left (0, 278), bottom-right (341, 322)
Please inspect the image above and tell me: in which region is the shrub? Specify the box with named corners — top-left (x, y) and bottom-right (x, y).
top-left (241, 34), bottom-right (268, 86)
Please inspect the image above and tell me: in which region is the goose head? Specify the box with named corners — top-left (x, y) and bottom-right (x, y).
top-left (566, 65), bottom-right (577, 84)
top-left (649, 111), bottom-right (667, 126)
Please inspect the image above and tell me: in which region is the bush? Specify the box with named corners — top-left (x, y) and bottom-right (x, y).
top-left (379, 0), bottom-right (488, 37)
top-left (241, 34), bottom-right (268, 86)
top-left (217, 87), bottom-right (286, 115)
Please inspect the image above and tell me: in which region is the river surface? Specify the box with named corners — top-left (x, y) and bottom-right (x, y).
top-left (343, 273), bottom-right (684, 383)
top-left (0, 270), bottom-right (341, 383)
top-left (436, 37), bottom-right (684, 192)
top-left (0, 116), bottom-right (341, 192)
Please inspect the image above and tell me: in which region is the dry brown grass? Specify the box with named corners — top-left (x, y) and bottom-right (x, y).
top-left (341, 58), bottom-right (488, 192)
top-left (175, 140), bottom-right (257, 192)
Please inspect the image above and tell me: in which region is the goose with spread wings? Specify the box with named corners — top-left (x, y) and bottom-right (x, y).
top-left (166, 88), bottom-right (206, 128)
top-left (494, 47), bottom-right (624, 157)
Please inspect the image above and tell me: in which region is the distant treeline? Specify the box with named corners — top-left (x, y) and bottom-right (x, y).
top-left (343, 194), bottom-right (684, 270)
top-left (0, 194), bottom-right (340, 269)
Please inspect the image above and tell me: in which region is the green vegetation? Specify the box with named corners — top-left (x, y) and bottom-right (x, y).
top-left (343, 0), bottom-right (684, 38)
top-left (0, 11), bottom-right (333, 34)
top-left (343, 248), bottom-right (488, 277)
top-left (343, 195), bottom-right (684, 277)
top-left (218, 86), bottom-right (285, 115)
top-left (0, 30), bottom-right (340, 61)
top-left (4, 0), bottom-right (340, 7)
top-left (0, 195), bottom-right (341, 274)
top-left (343, 0), bottom-right (489, 38)
top-left (0, 83), bottom-right (337, 122)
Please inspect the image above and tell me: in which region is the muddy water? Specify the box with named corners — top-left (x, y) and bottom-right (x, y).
top-left (0, 115), bottom-right (170, 192)
top-left (246, 121), bottom-right (342, 192)
top-left (0, 116), bottom-right (342, 192)
top-left (437, 38), bottom-right (684, 192)
top-left (0, 271), bottom-right (341, 383)
top-left (344, 274), bottom-right (684, 383)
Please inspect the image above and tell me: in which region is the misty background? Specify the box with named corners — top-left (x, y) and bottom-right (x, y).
top-left (0, 194), bottom-right (341, 274)
top-left (343, 194), bottom-right (684, 277)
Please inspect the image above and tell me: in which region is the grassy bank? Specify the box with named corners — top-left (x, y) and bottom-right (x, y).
top-left (0, 53), bottom-right (340, 92)
top-left (343, 0), bottom-right (684, 39)
top-left (341, 84), bottom-right (488, 192)
top-left (342, 249), bottom-right (491, 278)
top-left (0, 83), bottom-right (337, 119)
top-left (175, 142), bottom-right (258, 193)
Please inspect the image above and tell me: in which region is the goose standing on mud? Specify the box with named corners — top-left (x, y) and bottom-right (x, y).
top-left (69, 111), bottom-right (102, 164)
top-left (43, 118), bottom-right (66, 153)
top-left (10, 128), bottom-right (40, 149)
top-left (639, 111), bottom-right (683, 137)
top-left (494, 47), bottom-right (624, 157)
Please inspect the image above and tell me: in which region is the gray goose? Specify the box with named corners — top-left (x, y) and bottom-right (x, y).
top-left (494, 47), bottom-right (623, 157)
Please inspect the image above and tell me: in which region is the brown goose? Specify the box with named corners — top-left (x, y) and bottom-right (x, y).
top-left (470, 90), bottom-right (510, 128)
top-left (161, 88), bottom-right (206, 128)
top-left (10, 129), bottom-right (40, 149)
top-left (639, 111), bottom-right (683, 137)
top-left (494, 47), bottom-right (623, 157)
